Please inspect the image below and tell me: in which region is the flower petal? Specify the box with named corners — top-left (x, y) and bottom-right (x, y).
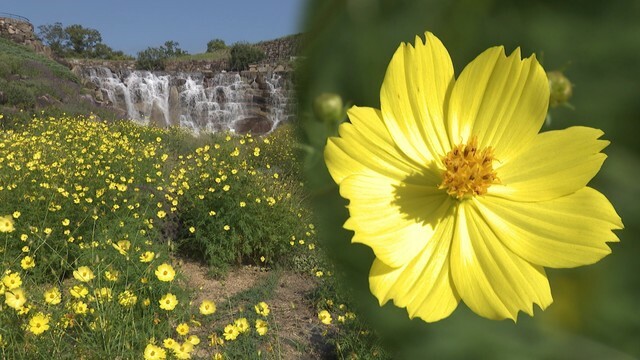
top-left (451, 202), bottom-right (553, 320)
top-left (447, 47), bottom-right (549, 162)
top-left (475, 187), bottom-right (622, 268)
top-left (380, 32), bottom-right (454, 165)
top-left (369, 212), bottom-right (459, 322)
top-left (340, 173), bottom-right (452, 268)
top-left (325, 106), bottom-right (421, 183)
top-left (489, 126), bottom-right (609, 201)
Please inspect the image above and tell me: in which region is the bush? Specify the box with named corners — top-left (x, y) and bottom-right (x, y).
top-left (207, 38), bottom-right (227, 52)
top-left (229, 42), bottom-right (265, 71)
top-left (136, 41), bottom-right (188, 71)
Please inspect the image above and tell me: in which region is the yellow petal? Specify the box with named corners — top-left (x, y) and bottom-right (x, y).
top-left (340, 173), bottom-right (452, 268)
top-left (380, 32), bottom-right (454, 165)
top-left (447, 47), bottom-right (549, 162)
top-left (475, 187), bottom-right (622, 268)
top-left (490, 126), bottom-right (608, 201)
top-left (450, 202), bottom-right (553, 321)
top-left (325, 106), bottom-right (421, 184)
top-left (369, 212), bottom-right (459, 322)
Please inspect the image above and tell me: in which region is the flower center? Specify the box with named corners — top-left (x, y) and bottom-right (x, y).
top-left (439, 136), bottom-right (498, 199)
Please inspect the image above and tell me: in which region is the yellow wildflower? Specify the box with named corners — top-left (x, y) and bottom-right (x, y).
top-left (318, 310), bottom-right (332, 325)
top-left (44, 287), bottom-right (61, 305)
top-left (0, 215), bottom-right (15, 233)
top-left (159, 293), bottom-right (178, 311)
top-left (28, 313), bottom-right (50, 335)
top-left (176, 323), bottom-right (190, 336)
top-left (5, 288), bottom-right (27, 309)
top-left (254, 301), bottom-right (270, 317)
top-left (223, 324), bottom-right (239, 340)
top-left (73, 266), bottom-right (95, 282)
top-left (140, 251), bottom-right (155, 263)
top-left (324, 32), bottom-right (623, 322)
top-left (199, 299), bottom-right (216, 315)
top-left (155, 263), bottom-right (176, 282)
top-left (2, 272), bottom-right (22, 290)
top-left (143, 343), bottom-right (166, 360)
top-left (255, 319), bottom-right (268, 336)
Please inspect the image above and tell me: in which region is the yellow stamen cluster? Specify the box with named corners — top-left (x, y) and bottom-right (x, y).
top-left (439, 137), bottom-right (498, 199)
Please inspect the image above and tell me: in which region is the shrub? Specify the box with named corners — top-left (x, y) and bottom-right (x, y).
top-left (229, 42), bottom-right (265, 71)
top-left (207, 38), bottom-right (227, 52)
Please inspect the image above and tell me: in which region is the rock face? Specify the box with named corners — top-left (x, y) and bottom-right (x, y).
top-left (0, 16), bottom-right (51, 56)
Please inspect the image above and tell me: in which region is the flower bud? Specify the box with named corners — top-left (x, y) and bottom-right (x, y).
top-left (547, 71), bottom-right (573, 108)
top-left (313, 93), bottom-right (344, 125)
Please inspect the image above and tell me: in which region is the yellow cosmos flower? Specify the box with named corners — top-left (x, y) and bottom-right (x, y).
top-left (118, 290), bottom-right (138, 307)
top-left (199, 299), bottom-right (216, 315)
top-left (172, 341), bottom-right (193, 359)
top-left (28, 312), bottom-right (50, 335)
top-left (254, 301), bottom-right (270, 317)
top-left (176, 322), bottom-right (190, 336)
top-left (44, 287), bottom-right (62, 305)
top-left (324, 32), bottom-right (623, 322)
top-left (223, 324), bottom-right (239, 340)
top-left (318, 310), bottom-right (332, 325)
top-left (155, 263), bottom-right (176, 282)
top-left (140, 251), bottom-right (155, 263)
top-left (2, 272), bottom-right (22, 290)
top-left (73, 301), bottom-right (89, 315)
top-left (5, 288), bottom-right (27, 310)
top-left (159, 293), bottom-right (178, 311)
top-left (73, 266), bottom-right (95, 282)
top-left (0, 215), bottom-right (15, 233)
top-left (70, 285), bottom-right (89, 298)
top-left (255, 319), bottom-right (268, 336)
top-left (143, 343), bottom-right (167, 360)
top-left (163, 338), bottom-right (178, 350)
top-left (186, 335), bottom-right (200, 345)
top-left (20, 256), bottom-right (35, 270)
top-left (234, 317), bottom-right (250, 333)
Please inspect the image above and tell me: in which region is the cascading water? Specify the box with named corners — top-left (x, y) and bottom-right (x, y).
top-left (84, 67), bottom-right (294, 134)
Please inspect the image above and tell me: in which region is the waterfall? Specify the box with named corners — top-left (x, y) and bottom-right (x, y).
top-left (85, 67), bottom-right (294, 135)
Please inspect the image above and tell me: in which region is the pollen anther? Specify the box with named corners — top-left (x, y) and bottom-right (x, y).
top-left (439, 136), bottom-right (499, 199)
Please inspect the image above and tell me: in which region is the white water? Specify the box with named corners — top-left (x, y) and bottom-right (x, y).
top-left (86, 67), bottom-right (292, 134)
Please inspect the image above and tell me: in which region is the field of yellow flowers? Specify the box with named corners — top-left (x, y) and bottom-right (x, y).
top-left (0, 113), bottom-right (375, 359)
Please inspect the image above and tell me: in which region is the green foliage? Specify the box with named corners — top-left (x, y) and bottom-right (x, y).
top-left (207, 38), bottom-right (227, 52)
top-left (36, 22), bottom-right (130, 59)
top-left (229, 42), bottom-right (266, 71)
top-left (136, 41), bottom-right (188, 70)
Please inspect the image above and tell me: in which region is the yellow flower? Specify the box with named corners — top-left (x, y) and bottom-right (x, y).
top-left (199, 299), bottom-right (216, 315)
top-left (255, 319), bottom-right (268, 336)
top-left (73, 301), bottom-right (89, 314)
top-left (70, 285), bottom-right (89, 298)
top-left (73, 266), bottom-right (95, 282)
top-left (234, 318), bottom-right (249, 333)
top-left (324, 32), bottom-right (623, 322)
top-left (44, 287), bottom-right (61, 305)
top-left (254, 301), bottom-right (270, 317)
top-left (140, 251), bottom-right (155, 263)
top-left (223, 324), bottom-right (239, 340)
top-left (155, 263), bottom-right (176, 282)
top-left (5, 288), bottom-right (27, 309)
top-left (104, 270), bottom-right (119, 281)
top-left (20, 256), bottom-right (35, 270)
top-left (172, 341), bottom-right (193, 359)
top-left (0, 215), bottom-right (15, 233)
top-left (28, 312), bottom-right (50, 335)
top-left (2, 272), bottom-right (22, 290)
top-left (186, 335), bottom-right (200, 345)
top-left (188, 226), bottom-right (196, 233)
top-left (144, 343), bottom-right (166, 360)
top-left (176, 322), bottom-right (190, 336)
top-left (118, 290), bottom-right (138, 307)
top-left (163, 337), bottom-right (178, 350)
top-left (159, 293), bottom-right (178, 311)
top-left (112, 240), bottom-right (131, 256)
top-left (318, 310), bottom-right (332, 325)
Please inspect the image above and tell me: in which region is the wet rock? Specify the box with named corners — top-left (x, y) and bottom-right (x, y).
top-left (234, 116), bottom-right (273, 135)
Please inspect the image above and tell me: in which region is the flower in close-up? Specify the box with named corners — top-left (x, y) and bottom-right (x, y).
top-left (0, 215), bottom-right (15, 233)
top-left (318, 310), bottom-right (332, 325)
top-left (324, 32), bottom-right (623, 321)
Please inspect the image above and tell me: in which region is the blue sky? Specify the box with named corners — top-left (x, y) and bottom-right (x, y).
top-left (3, 0), bottom-right (304, 55)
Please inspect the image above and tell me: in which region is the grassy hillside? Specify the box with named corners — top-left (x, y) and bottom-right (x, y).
top-left (0, 37), bottom-right (120, 127)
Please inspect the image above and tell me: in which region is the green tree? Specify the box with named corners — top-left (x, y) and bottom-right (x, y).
top-left (229, 42), bottom-right (265, 71)
top-left (65, 24), bottom-right (102, 56)
top-left (206, 38), bottom-right (226, 52)
top-left (37, 22), bottom-right (67, 57)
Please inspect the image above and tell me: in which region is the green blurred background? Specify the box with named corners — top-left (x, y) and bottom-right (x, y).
top-left (297, 0), bottom-right (640, 358)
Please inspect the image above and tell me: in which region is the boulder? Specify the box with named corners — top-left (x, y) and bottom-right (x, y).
top-left (233, 116), bottom-right (273, 135)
